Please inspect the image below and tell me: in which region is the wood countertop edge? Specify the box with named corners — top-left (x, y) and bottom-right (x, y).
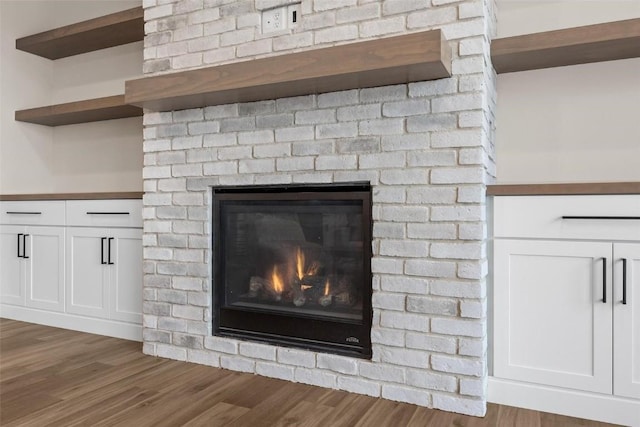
top-left (4, 184), bottom-right (639, 199)
top-left (0, 192), bottom-right (143, 201)
top-left (487, 182), bottom-right (640, 196)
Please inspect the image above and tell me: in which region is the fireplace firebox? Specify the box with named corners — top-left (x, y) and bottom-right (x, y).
top-left (212, 183), bottom-right (372, 358)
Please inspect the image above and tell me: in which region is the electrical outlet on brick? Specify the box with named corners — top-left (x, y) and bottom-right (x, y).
top-left (261, 2), bottom-right (301, 34)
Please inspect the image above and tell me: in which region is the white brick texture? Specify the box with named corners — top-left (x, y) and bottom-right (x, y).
top-left (142, 0), bottom-right (495, 418)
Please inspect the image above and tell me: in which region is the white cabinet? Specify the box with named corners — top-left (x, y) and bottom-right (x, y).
top-left (614, 243), bottom-right (640, 399)
top-left (66, 227), bottom-right (142, 323)
top-left (66, 199), bottom-right (143, 324)
top-left (1, 225), bottom-right (26, 305)
top-left (0, 202), bottom-right (65, 312)
top-left (66, 227), bottom-right (110, 319)
top-left (24, 226), bottom-right (65, 312)
top-left (494, 239), bottom-right (614, 394)
top-left (109, 228), bottom-right (143, 323)
top-left (491, 195), bottom-right (640, 425)
top-left (0, 198), bottom-right (142, 341)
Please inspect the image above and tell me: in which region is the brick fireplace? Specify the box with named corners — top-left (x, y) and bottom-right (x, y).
top-left (141, 0), bottom-right (496, 416)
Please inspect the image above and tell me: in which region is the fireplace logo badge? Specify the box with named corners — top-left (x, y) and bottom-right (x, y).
top-left (346, 336), bottom-right (360, 343)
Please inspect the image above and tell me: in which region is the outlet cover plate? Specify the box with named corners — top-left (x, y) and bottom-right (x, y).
top-left (262, 6), bottom-right (287, 33)
top-left (262, 3), bottom-right (301, 34)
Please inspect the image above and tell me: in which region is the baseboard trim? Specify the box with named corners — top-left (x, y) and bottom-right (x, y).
top-left (488, 377), bottom-right (640, 427)
top-left (0, 304), bottom-right (142, 342)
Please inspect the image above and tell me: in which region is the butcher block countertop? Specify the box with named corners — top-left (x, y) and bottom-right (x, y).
top-left (0, 192), bottom-right (143, 201)
top-left (487, 182), bottom-right (640, 196)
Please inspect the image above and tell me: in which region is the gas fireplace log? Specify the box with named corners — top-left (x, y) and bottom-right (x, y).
top-left (248, 276), bottom-right (268, 297)
top-left (293, 294), bottom-right (306, 307)
top-left (299, 275), bottom-right (326, 289)
top-left (335, 291), bottom-right (353, 306)
top-left (264, 285), bottom-right (283, 302)
top-left (318, 294), bottom-right (333, 307)
top-left (295, 276), bottom-right (328, 302)
top-left (286, 280), bottom-right (306, 306)
top-left (248, 276), bottom-right (284, 301)
top-left (305, 260), bottom-right (323, 276)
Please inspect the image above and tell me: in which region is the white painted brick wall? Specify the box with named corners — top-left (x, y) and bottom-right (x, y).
top-left (277, 347), bottom-right (316, 368)
top-left (141, 0), bottom-right (496, 418)
top-left (204, 336), bottom-right (238, 354)
top-left (359, 362), bottom-right (405, 383)
top-left (432, 354), bottom-right (485, 376)
top-left (382, 384), bottom-right (430, 406)
top-left (433, 394), bottom-right (484, 417)
top-left (256, 362), bottom-right (295, 380)
top-left (239, 342), bottom-right (277, 360)
top-left (406, 332), bottom-right (456, 354)
top-left (380, 311), bottom-right (429, 332)
top-left (406, 369), bottom-right (457, 392)
top-left (220, 356), bottom-right (256, 373)
top-left (294, 367), bottom-right (337, 388)
top-left (379, 347), bottom-right (429, 369)
top-left (317, 354), bottom-right (359, 375)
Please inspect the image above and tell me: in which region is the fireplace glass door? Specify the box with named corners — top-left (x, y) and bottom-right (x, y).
top-left (213, 184), bottom-right (372, 358)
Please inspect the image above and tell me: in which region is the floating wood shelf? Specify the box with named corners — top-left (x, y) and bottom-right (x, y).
top-left (125, 30), bottom-right (451, 112)
top-left (492, 18), bottom-right (640, 74)
top-left (16, 7), bottom-right (144, 60)
top-left (487, 182), bottom-right (640, 196)
top-left (15, 95), bottom-right (143, 126)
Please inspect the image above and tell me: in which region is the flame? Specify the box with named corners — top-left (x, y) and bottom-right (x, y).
top-left (324, 278), bottom-right (330, 296)
top-left (295, 247), bottom-right (305, 280)
top-left (271, 266), bottom-right (284, 294)
top-left (306, 261), bottom-right (321, 276)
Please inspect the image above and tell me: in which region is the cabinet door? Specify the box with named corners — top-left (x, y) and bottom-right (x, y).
top-left (614, 242), bottom-right (640, 399)
top-left (25, 226), bottom-right (65, 312)
top-left (494, 239), bottom-right (612, 394)
top-left (109, 228), bottom-right (142, 323)
top-left (66, 228), bottom-right (109, 319)
top-left (0, 225), bottom-right (26, 306)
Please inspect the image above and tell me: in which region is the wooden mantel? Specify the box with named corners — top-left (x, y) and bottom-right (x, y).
top-left (125, 30), bottom-right (451, 112)
top-left (492, 18), bottom-right (640, 73)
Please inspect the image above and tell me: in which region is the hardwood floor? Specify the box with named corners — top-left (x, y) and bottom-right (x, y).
top-left (0, 319), bottom-right (619, 427)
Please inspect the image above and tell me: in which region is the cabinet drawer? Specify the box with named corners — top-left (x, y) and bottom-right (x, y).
top-left (66, 200), bottom-right (142, 228)
top-left (493, 195), bottom-right (640, 241)
top-left (0, 201), bottom-right (66, 226)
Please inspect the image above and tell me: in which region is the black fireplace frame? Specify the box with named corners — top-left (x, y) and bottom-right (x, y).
top-left (212, 182), bottom-right (373, 359)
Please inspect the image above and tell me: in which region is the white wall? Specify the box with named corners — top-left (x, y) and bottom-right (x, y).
top-left (0, 0), bottom-right (143, 195)
top-left (497, 0), bottom-right (640, 38)
top-left (3, 1), bottom-right (638, 190)
top-left (495, 1), bottom-right (640, 184)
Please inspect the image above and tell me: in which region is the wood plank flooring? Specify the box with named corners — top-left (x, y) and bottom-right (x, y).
top-left (0, 319), bottom-right (619, 427)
